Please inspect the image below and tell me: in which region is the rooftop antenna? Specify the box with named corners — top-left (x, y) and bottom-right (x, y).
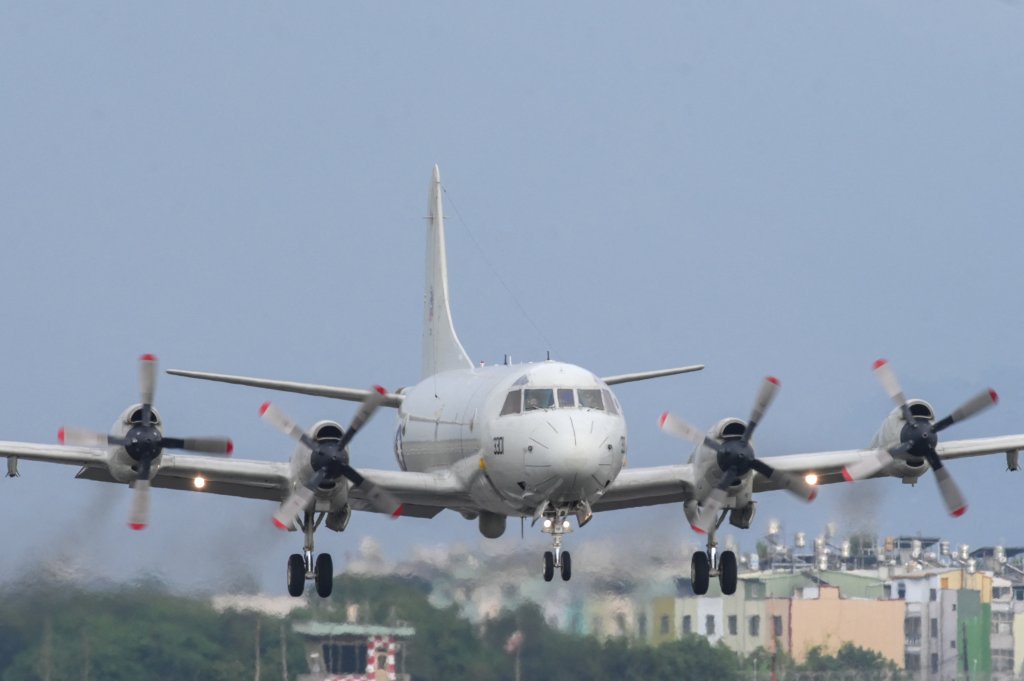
top-left (504, 354), bottom-right (511, 366)
top-left (546, 350), bottom-right (551, 361)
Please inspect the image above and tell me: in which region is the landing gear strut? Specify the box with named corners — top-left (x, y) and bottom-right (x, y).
top-left (541, 511), bottom-right (573, 582)
top-left (286, 510), bottom-right (334, 598)
top-left (690, 509), bottom-right (738, 596)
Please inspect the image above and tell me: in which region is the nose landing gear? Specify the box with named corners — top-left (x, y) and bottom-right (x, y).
top-left (690, 509), bottom-right (738, 596)
top-left (286, 510), bottom-right (335, 598)
top-left (541, 512), bottom-right (573, 582)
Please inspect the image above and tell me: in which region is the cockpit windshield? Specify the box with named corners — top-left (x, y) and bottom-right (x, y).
top-left (500, 386), bottom-right (616, 416)
top-left (524, 389), bottom-right (555, 411)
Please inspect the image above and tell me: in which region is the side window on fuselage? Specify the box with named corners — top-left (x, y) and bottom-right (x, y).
top-left (500, 390), bottom-right (522, 416)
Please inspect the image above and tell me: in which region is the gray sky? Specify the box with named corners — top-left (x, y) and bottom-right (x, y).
top-left (1, 2), bottom-right (1023, 594)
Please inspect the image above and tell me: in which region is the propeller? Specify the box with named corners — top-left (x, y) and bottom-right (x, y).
top-left (58, 354), bottom-right (233, 530)
top-left (841, 359), bottom-right (998, 517)
top-left (660, 376), bottom-right (817, 534)
top-left (260, 386), bottom-right (403, 530)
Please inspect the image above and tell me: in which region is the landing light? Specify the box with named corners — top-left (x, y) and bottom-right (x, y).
top-left (804, 473), bottom-right (818, 486)
top-left (543, 519), bottom-right (552, 529)
top-left (562, 520), bottom-right (571, 530)
top-left (194, 475), bottom-right (207, 489)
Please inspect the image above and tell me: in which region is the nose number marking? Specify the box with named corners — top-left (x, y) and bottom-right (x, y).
top-left (493, 436), bottom-right (504, 455)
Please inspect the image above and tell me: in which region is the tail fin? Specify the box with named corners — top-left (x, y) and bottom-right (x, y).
top-left (422, 165), bottom-right (473, 378)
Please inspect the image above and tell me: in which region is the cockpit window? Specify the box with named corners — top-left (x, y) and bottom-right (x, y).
top-left (500, 390), bottom-right (522, 416)
top-left (524, 388), bottom-right (555, 411)
top-left (578, 389), bottom-right (604, 411)
top-left (602, 389), bottom-right (620, 415)
top-left (557, 388), bottom-right (576, 408)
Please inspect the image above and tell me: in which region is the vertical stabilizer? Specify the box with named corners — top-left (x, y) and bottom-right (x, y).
top-left (422, 165), bottom-right (473, 378)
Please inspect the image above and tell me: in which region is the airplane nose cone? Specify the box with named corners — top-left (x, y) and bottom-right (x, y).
top-left (527, 412), bottom-right (611, 496)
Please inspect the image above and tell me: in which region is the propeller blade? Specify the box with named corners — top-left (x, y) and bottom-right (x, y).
top-left (259, 402), bottom-right (317, 450)
top-left (161, 437), bottom-right (234, 455)
top-left (272, 485), bottom-right (316, 530)
top-left (750, 460), bottom-right (817, 501)
top-left (128, 478), bottom-right (151, 530)
top-left (659, 413), bottom-right (723, 453)
top-left (339, 465), bottom-right (404, 517)
top-left (58, 427), bottom-right (115, 448)
top-left (337, 386), bottom-right (388, 450)
top-left (842, 448), bottom-right (896, 482)
top-left (139, 353), bottom-right (158, 410)
top-left (745, 376), bottom-right (780, 441)
top-left (933, 389), bottom-right (999, 433)
top-left (932, 465), bottom-right (967, 517)
top-left (872, 359), bottom-right (906, 405)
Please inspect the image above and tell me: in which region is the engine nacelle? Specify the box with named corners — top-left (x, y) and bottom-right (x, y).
top-left (868, 400), bottom-right (933, 481)
top-left (304, 420), bottom-right (350, 508)
top-left (106, 404), bottom-right (164, 483)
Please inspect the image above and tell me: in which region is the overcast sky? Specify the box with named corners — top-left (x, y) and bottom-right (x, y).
top-left (1, 2), bottom-right (1023, 594)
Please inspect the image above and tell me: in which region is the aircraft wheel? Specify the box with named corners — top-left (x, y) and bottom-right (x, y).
top-left (691, 552), bottom-right (710, 595)
top-left (315, 553), bottom-right (334, 598)
top-left (719, 550), bottom-right (738, 595)
top-left (560, 551), bottom-right (572, 581)
top-left (287, 553), bottom-right (305, 597)
top-left (543, 551), bottom-right (555, 582)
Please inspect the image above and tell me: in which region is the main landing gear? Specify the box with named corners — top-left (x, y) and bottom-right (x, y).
top-left (287, 510), bottom-right (334, 598)
top-left (691, 509), bottom-right (738, 596)
top-left (540, 511), bottom-right (573, 582)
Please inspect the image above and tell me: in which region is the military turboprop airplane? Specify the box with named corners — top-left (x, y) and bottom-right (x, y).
top-left (3, 166), bottom-right (1024, 600)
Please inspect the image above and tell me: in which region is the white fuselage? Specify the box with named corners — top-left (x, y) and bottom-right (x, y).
top-left (395, 360), bottom-right (628, 516)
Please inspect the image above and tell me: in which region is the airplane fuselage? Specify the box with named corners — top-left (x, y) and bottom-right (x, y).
top-left (396, 360), bottom-right (628, 517)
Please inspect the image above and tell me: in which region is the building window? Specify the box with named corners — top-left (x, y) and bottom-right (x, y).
top-left (706, 615), bottom-right (715, 636)
top-left (931, 618), bottom-right (938, 638)
top-left (750, 616), bottom-right (760, 637)
top-left (929, 588), bottom-right (937, 601)
top-left (950, 640), bottom-right (956, 649)
top-left (897, 582), bottom-right (907, 599)
top-left (683, 615), bottom-right (692, 635)
top-left (931, 654), bottom-right (939, 673)
top-left (638, 614), bottom-right (647, 639)
top-left (728, 615), bottom-right (738, 636)
top-left (660, 615), bottom-right (670, 635)
top-left (322, 644), bottom-right (368, 675)
top-left (773, 616), bottom-right (783, 637)
top-left (905, 654), bottom-right (920, 671)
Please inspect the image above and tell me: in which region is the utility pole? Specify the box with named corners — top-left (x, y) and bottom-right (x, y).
top-left (280, 623), bottom-right (289, 681)
top-left (254, 617), bottom-right (261, 681)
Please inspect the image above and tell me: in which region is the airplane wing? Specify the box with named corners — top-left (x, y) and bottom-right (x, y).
top-left (0, 440), bottom-right (110, 469)
top-left (166, 369), bottom-right (404, 408)
top-left (344, 468), bottom-right (472, 519)
top-left (752, 434), bottom-right (1024, 492)
top-left (592, 464), bottom-right (697, 512)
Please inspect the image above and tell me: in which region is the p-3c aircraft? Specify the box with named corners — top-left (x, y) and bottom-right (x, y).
top-left (4, 166), bottom-right (1024, 599)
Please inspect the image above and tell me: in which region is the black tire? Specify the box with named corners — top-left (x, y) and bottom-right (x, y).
top-left (719, 550), bottom-right (738, 595)
top-left (543, 551), bottom-right (555, 582)
top-left (691, 552), bottom-right (710, 595)
top-left (560, 551), bottom-right (572, 582)
top-left (287, 553), bottom-right (305, 597)
top-left (315, 553), bottom-right (334, 598)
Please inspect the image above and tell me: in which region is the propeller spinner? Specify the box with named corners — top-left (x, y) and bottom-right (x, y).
top-left (58, 354), bottom-right (233, 530)
top-left (261, 386), bottom-right (403, 530)
top-left (660, 376), bottom-right (817, 534)
top-left (841, 359), bottom-right (998, 517)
